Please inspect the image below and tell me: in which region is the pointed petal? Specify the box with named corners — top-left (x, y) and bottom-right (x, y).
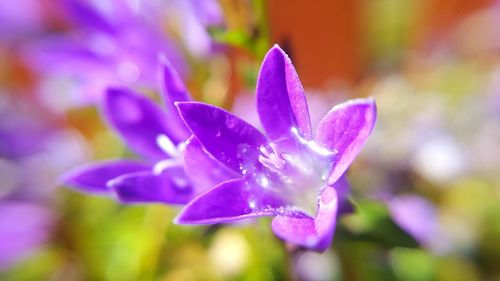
top-left (160, 56), bottom-right (191, 104)
top-left (104, 88), bottom-right (174, 160)
top-left (176, 102), bottom-right (267, 173)
top-left (316, 98), bottom-right (377, 185)
top-left (159, 56), bottom-right (192, 140)
top-left (61, 160), bottom-right (149, 194)
top-left (272, 187), bottom-right (338, 252)
top-left (256, 45), bottom-right (312, 140)
top-left (183, 136), bottom-right (240, 193)
top-left (110, 165), bottom-right (194, 205)
top-left (175, 178), bottom-right (285, 224)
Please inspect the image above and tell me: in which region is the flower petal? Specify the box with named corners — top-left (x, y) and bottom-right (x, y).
top-left (110, 165), bottom-right (193, 205)
top-left (316, 98), bottom-right (377, 185)
top-left (159, 57), bottom-right (192, 141)
top-left (104, 87), bottom-right (175, 160)
top-left (61, 160), bottom-right (149, 194)
top-left (175, 178), bottom-right (284, 224)
top-left (183, 136), bottom-right (240, 193)
top-left (176, 102), bottom-right (267, 173)
top-left (271, 187), bottom-right (338, 252)
top-left (63, 0), bottom-right (116, 34)
top-left (256, 45), bottom-right (312, 140)
top-left (335, 175), bottom-right (354, 215)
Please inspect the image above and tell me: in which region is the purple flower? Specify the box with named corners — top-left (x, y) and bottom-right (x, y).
top-left (388, 195), bottom-right (439, 249)
top-left (25, 0), bottom-right (189, 111)
top-left (159, 0), bottom-right (225, 58)
top-left (0, 93), bottom-right (86, 269)
top-left (0, 201), bottom-right (53, 270)
top-left (62, 59), bottom-right (235, 204)
top-left (0, 0), bottom-right (44, 43)
top-left (175, 45), bottom-right (377, 251)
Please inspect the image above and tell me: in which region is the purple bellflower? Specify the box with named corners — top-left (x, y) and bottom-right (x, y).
top-left (25, 0), bottom-right (188, 110)
top-left (389, 195), bottom-right (439, 249)
top-left (0, 93), bottom-right (86, 269)
top-left (0, 0), bottom-right (45, 43)
top-left (62, 58), bottom-right (235, 204)
top-left (158, 0), bottom-right (225, 58)
top-left (0, 202), bottom-right (52, 270)
top-left (174, 45), bottom-right (377, 251)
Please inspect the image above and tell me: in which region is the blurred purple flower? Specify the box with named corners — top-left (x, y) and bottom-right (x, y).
top-left (0, 94), bottom-right (86, 198)
top-left (25, 0), bottom-right (224, 111)
top-left (0, 93), bottom-right (85, 270)
top-left (0, 0), bottom-right (45, 42)
top-left (160, 0), bottom-right (225, 58)
top-left (0, 202), bottom-right (53, 270)
top-left (389, 195), bottom-right (439, 249)
top-left (62, 59), bottom-right (235, 204)
top-left (175, 45), bottom-right (377, 251)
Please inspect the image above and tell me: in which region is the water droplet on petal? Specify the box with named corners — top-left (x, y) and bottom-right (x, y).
top-left (256, 174), bottom-right (270, 188)
top-left (248, 200), bottom-right (256, 209)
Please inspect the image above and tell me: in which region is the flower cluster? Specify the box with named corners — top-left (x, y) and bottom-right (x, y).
top-left (25, 0), bottom-right (224, 111)
top-left (63, 58), bottom-right (234, 205)
top-left (64, 45), bottom-right (376, 251)
top-left (0, 94), bottom-right (85, 269)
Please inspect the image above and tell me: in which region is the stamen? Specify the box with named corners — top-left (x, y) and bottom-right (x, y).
top-left (282, 153), bottom-right (311, 175)
top-left (251, 127), bottom-right (337, 217)
top-left (156, 134), bottom-right (179, 158)
top-left (258, 143), bottom-right (287, 172)
top-left (153, 159), bottom-right (182, 174)
top-left (290, 127), bottom-right (336, 157)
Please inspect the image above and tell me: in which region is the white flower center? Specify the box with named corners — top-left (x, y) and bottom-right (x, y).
top-left (245, 127), bottom-right (337, 217)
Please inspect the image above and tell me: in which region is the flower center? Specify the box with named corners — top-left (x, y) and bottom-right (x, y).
top-left (248, 127), bottom-right (336, 217)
